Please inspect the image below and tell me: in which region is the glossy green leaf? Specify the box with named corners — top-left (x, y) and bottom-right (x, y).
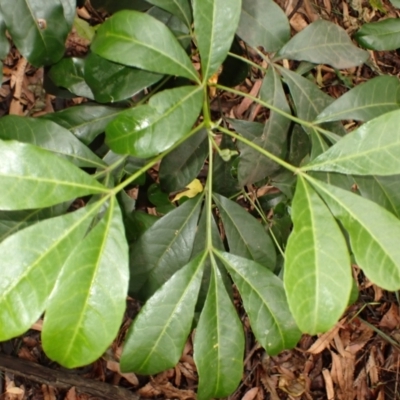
top-left (42, 198), bottom-right (129, 368)
top-left (159, 128), bottom-right (208, 192)
top-left (236, 0), bottom-right (290, 51)
top-left (355, 18), bottom-right (400, 51)
top-left (0, 141), bottom-right (107, 210)
top-left (316, 76), bottom-right (400, 123)
top-left (84, 53), bottom-right (162, 104)
top-left (106, 86), bottom-right (203, 158)
top-left (146, 0), bottom-right (191, 26)
top-left (194, 264), bottom-right (244, 400)
top-left (219, 252), bottom-right (301, 353)
top-left (0, 202), bottom-right (71, 243)
top-left (284, 176), bottom-right (351, 334)
top-left (0, 115), bottom-right (105, 168)
top-left (42, 104), bottom-right (123, 145)
top-left (279, 67), bottom-right (346, 137)
top-left (193, 0), bottom-right (241, 81)
top-left (235, 67), bottom-right (290, 185)
top-left (129, 195), bottom-right (203, 299)
top-left (311, 178), bottom-right (400, 291)
top-left (49, 58), bottom-right (94, 99)
top-left (304, 110), bottom-right (400, 175)
top-left (213, 193), bottom-right (276, 269)
top-left (277, 20), bottom-right (368, 69)
top-left (91, 10), bottom-right (199, 82)
top-left (354, 175), bottom-right (400, 218)
top-left (0, 0), bottom-right (72, 66)
top-left (121, 253), bottom-right (205, 374)
top-left (73, 16), bottom-right (95, 42)
top-left (0, 206), bottom-right (94, 340)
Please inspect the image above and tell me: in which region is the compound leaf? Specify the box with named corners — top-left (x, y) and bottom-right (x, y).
top-left (0, 141), bottom-right (107, 210)
top-left (277, 20), bottom-right (368, 69)
top-left (106, 86), bottom-right (203, 158)
top-left (285, 176), bottom-right (352, 334)
top-left (193, 0), bottom-right (241, 81)
top-left (42, 198), bottom-right (129, 368)
top-left (91, 10), bottom-right (199, 82)
top-left (218, 252), bottom-right (301, 353)
top-left (120, 253), bottom-right (205, 374)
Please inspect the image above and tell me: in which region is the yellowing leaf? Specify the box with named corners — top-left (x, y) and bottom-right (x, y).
top-left (172, 179), bottom-right (203, 202)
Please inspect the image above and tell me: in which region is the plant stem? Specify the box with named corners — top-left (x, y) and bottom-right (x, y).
top-left (218, 125), bottom-right (298, 174)
top-left (227, 52), bottom-right (267, 73)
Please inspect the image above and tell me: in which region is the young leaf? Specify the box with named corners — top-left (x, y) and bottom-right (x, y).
top-left (84, 52), bottom-right (163, 104)
top-left (129, 195), bottom-right (203, 299)
top-left (236, 0), bottom-right (290, 51)
top-left (311, 178), bottom-right (400, 291)
top-left (278, 67), bottom-right (346, 137)
top-left (316, 76), bottom-right (400, 123)
top-left (42, 198), bottom-right (129, 368)
top-left (49, 58), bottom-right (94, 99)
top-left (0, 116), bottom-right (105, 168)
top-left (106, 86), bottom-right (203, 158)
top-left (193, 0), bottom-right (241, 81)
top-left (42, 104), bottom-right (123, 145)
top-left (218, 252), bottom-right (301, 353)
top-left (355, 18), bottom-right (400, 51)
top-left (194, 263), bottom-right (244, 400)
top-left (213, 193), bottom-right (276, 269)
top-left (0, 206), bottom-right (94, 341)
top-left (146, 0), bottom-right (192, 27)
top-left (91, 10), bottom-right (199, 82)
top-left (284, 176), bottom-right (352, 334)
top-left (303, 110), bottom-right (400, 175)
top-left (0, 0), bottom-right (72, 66)
top-left (159, 128), bottom-right (208, 192)
top-left (120, 253), bottom-right (205, 374)
top-left (0, 141), bottom-right (107, 210)
top-left (277, 20), bottom-right (368, 69)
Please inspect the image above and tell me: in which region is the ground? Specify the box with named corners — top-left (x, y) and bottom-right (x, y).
top-left (1, 0), bottom-right (400, 399)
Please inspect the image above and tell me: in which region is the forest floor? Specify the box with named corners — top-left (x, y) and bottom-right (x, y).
top-left (1, 0), bottom-right (400, 399)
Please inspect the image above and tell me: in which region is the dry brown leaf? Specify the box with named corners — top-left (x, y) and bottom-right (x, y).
top-left (241, 387), bottom-right (259, 400)
top-left (322, 368), bottom-right (334, 400)
top-left (307, 319), bottom-right (345, 354)
top-left (380, 303), bottom-right (400, 330)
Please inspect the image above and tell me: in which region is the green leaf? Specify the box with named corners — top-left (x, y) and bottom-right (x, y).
top-left (284, 176), bottom-right (352, 334)
top-left (146, 0), bottom-right (192, 26)
top-left (106, 86), bottom-right (203, 158)
top-left (91, 10), bottom-right (199, 82)
top-left (0, 141), bottom-right (107, 210)
top-left (0, 206), bottom-right (94, 340)
top-left (84, 52), bottom-right (162, 104)
top-left (277, 20), bottom-right (368, 69)
top-left (159, 128), bottom-right (208, 192)
top-left (0, 0), bottom-right (72, 66)
top-left (73, 15), bottom-right (95, 42)
top-left (42, 198), bottom-right (129, 368)
top-left (236, 0), bottom-right (290, 51)
top-left (91, 0), bottom-right (150, 12)
top-left (213, 193), bottom-right (276, 269)
top-left (129, 195), bottom-right (203, 299)
top-left (42, 104), bottom-right (123, 145)
top-left (389, 0), bottom-right (400, 7)
top-left (0, 115), bottom-right (105, 168)
top-left (311, 178), bottom-right (400, 291)
top-left (49, 58), bottom-right (94, 99)
top-left (235, 66), bottom-right (290, 185)
top-left (354, 175), bottom-right (400, 218)
top-left (193, 0), bottom-right (241, 81)
top-left (120, 253), bottom-right (205, 374)
top-left (278, 67), bottom-right (346, 136)
top-left (316, 76), bottom-right (400, 123)
top-left (218, 252), bottom-right (301, 353)
top-left (304, 109), bottom-right (400, 175)
top-left (355, 18), bottom-right (400, 51)
top-left (0, 202), bottom-right (71, 243)
top-left (194, 263), bottom-right (244, 400)
top-left (0, 12), bottom-right (9, 82)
